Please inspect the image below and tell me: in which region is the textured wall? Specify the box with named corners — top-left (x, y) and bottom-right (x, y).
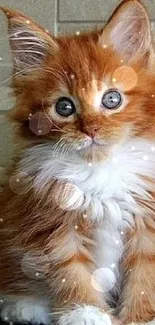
top-left (0, 0), bottom-right (155, 179)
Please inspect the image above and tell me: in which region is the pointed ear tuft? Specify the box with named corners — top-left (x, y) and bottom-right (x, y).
top-left (0, 7), bottom-right (59, 73)
top-left (99, 0), bottom-right (152, 62)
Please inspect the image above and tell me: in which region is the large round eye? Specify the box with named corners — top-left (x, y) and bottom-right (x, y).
top-left (55, 97), bottom-right (76, 117)
top-left (102, 90), bottom-right (122, 109)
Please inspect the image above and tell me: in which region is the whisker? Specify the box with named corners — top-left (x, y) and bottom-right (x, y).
top-left (13, 50), bottom-right (45, 56)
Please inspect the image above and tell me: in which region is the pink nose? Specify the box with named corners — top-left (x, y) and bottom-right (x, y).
top-left (83, 126), bottom-right (101, 138)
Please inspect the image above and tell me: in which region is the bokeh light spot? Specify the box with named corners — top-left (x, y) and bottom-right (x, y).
top-left (9, 172), bottom-right (30, 195)
top-left (91, 268), bottom-right (116, 293)
top-left (143, 155), bottom-right (148, 161)
top-left (21, 251), bottom-right (49, 280)
top-left (53, 182), bottom-right (83, 211)
top-left (112, 66), bottom-right (137, 91)
top-left (112, 157), bottom-right (119, 164)
top-left (29, 112), bottom-right (52, 136)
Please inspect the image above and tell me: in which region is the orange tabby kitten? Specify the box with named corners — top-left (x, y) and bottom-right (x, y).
top-left (0, 0), bottom-right (155, 324)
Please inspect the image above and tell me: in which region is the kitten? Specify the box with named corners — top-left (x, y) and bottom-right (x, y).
top-left (0, 0), bottom-right (155, 324)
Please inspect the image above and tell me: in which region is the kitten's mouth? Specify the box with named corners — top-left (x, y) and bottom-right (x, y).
top-left (79, 139), bottom-right (106, 151)
top-left (76, 139), bottom-right (109, 162)
top-left (89, 142), bottom-right (103, 149)
top-left (83, 146), bottom-right (108, 162)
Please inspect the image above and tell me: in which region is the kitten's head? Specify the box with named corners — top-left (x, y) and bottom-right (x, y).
top-left (1, 0), bottom-right (155, 162)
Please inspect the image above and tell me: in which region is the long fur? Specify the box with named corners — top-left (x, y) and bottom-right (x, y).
top-left (1, 1), bottom-right (155, 324)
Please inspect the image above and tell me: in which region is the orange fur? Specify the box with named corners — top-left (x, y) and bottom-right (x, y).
top-left (1, 1), bottom-right (155, 324)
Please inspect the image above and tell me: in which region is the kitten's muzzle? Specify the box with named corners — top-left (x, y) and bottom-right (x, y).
top-left (82, 125), bottom-right (102, 138)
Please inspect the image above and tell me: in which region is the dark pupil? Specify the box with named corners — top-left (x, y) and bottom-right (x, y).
top-left (102, 91), bottom-right (122, 109)
top-left (56, 97), bottom-right (75, 117)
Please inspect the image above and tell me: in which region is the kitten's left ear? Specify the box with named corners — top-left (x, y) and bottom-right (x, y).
top-left (0, 7), bottom-right (59, 73)
top-left (99, 0), bottom-right (152, 63)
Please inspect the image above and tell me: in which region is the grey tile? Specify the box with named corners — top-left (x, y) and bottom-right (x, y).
top-left (0, 0), bottom-right (56, 31)
top-left (58, 0), bottom-right (121, 22)
top-left (58, 22), bottom-right (104, 36)
top-left (59, 0), bottom-right (155, 22)
top-left (143, 0), bottom-right (155, 20)
top-left (0, 86), bottom-right (15, 112)
top-left (0, 115), bottom-right (15, 167)
top-left (151, 21), bottom-right (155, 34)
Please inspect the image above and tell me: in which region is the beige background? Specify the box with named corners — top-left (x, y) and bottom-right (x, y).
top-left (0, 0), bottom-right (155, 182)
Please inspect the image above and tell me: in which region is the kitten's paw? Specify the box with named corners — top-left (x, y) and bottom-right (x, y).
top-left (147, 320), bottom-right (155, 325)
top-left (128, 320), bottom-right (155, 325)
top-left (1, 300), bottom-right (50, 324)
top-left (58, 305), bottom-right (112, 325)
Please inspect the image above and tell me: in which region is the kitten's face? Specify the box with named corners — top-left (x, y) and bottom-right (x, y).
top-left (21, 41), bottom-right (155, 162)
top-left (2, 0), bottom-right (155, 162)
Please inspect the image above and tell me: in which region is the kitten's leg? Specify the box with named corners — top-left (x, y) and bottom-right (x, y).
top-left (0, 222), bottom-right (117, 325)
top-left (45, 221), bottom-right (117, 325)
top-left (117, 216), bottom-right (155, 324)
top-left (0, 242), bottom-right (50, 324)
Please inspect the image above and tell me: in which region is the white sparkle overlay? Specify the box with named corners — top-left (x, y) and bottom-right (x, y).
top-left (70, 73), bottom-right (75, 80)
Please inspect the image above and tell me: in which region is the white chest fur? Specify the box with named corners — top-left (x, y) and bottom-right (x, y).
top-left (19, 138), bottom-right (155, 293)
top-left (20, 138), bottom-right (155, 222)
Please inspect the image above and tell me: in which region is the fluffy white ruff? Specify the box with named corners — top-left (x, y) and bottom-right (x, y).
top-left (19, 138), bottom-right (155, 224)
top-left (1, 300), bottom-right (50, 324)
top-left (58, 305), bottom-right (112, 325)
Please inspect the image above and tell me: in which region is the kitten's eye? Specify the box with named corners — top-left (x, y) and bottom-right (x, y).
top-left (102, 90), bottom-right (122, 109)
top-left (55, 97), bottom-right (76, 117)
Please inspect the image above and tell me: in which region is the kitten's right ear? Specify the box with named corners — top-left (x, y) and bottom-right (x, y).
top-left (99, 0), bottom-right (152, 63)
top-left (0, 7), bottom-right (59, 73)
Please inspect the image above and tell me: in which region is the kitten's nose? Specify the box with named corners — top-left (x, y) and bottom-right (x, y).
top-left (83, 126), bottom-right (101, 138)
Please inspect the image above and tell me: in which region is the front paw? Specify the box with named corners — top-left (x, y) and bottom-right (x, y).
top-left (1, 301), bottom-right (49, 324)
top-left (58, 305), bottom-right (113, 325)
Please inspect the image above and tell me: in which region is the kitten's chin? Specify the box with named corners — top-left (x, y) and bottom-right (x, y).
top-left (78, 144), bottom-right (109, 163)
